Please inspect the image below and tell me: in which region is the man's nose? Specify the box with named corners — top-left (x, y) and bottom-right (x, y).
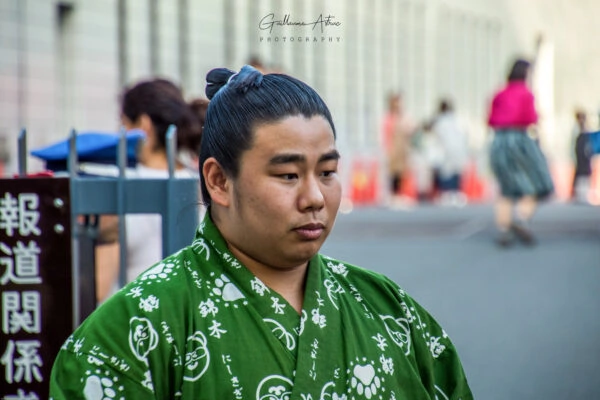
top-left (299, 175), bottom-right (325, 211)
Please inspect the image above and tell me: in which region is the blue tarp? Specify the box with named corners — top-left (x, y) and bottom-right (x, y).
top-left (590, 131), bottom-right (600, 154)
top-left (30, 130), bottom-right (145, 171)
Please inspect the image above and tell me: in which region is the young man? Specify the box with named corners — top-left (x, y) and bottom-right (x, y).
top-left (50, 66), bottom-right (473, 399)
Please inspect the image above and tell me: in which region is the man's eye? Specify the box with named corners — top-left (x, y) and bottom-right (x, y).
top-left (321, 170), bottom-right (337, 177)
top-left (279, 173), bottom-right (298, 180)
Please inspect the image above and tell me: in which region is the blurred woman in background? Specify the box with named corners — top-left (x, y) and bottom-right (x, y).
top-left (95, 79), bottom-right (207, 302)
top-left (382, 92), bottom-right (417, 206)
top-left (487, 59), bottom-right (554, 247)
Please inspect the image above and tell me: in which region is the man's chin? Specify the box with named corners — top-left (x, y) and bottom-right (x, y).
top-left (293, 243), bottom-right (323, 263)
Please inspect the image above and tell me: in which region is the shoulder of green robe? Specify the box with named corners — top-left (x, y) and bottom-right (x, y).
top-left (316, 255), bottom-right (473, 397)
top-left (53, 246), bottom-right (204, 388)
top-left (319, 253), bottom-right (407, 295)
top-left (117, 245), bottom-right (206, 307)
top-left (317, 253), bottom-right (446, 324)
top-left (77, 245), bottom-right (204, 337)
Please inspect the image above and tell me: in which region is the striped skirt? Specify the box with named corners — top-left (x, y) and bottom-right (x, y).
top-left (490, 129), bottom-right (554, 199)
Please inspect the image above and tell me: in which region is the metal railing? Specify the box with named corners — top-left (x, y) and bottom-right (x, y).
top-left (17, 126), bottom-right (200, 327)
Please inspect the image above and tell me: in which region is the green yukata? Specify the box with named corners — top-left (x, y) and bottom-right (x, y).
top-left (50, 215), bottom-right (473, 400)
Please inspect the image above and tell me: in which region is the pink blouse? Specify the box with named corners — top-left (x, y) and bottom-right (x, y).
top-left (487, 82), bottom-right (538, 129)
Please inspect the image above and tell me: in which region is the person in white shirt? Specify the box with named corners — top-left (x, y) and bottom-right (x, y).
top-left (430, 99), bottom-right (469, 207)
top-left (95, 79), bottom-right (207, 302)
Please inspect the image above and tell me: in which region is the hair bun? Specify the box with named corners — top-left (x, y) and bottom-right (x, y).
top-left (205, 68), bottom-right (236, 100)
top-left (228, 65), bottom-right (264, 94)
top-left (205, 65), bottom-right (264, 99)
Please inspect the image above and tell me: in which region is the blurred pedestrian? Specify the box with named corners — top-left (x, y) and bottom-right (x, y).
top-left (247, 54), bottom-right (268, 73)
top-left (0, 135), bottom-right (9, 177)
top-left (382, 92), bottom-right (417, 207)
top-left (95, 78), bottom-right (205, 303)
top-left (411, 121), bottom-right (442, 203)
top-left (183, 97), bottom-right (210, 171)
top-left (430, 99), bottom-right (469, 207)
top-left (487, 59), bottom-right (554, 246)
top-left (571, 109), bottom-right (593, 203)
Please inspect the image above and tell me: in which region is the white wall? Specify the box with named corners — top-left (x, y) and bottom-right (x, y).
top-left (1, 0), bottom-right (599, 177)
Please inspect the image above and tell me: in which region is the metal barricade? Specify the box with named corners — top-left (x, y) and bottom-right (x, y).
top-left (1, 127), bottom-right (199, 399)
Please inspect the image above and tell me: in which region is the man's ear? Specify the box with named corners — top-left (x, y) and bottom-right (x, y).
top-left (202, 157), bottom-right (231, 207)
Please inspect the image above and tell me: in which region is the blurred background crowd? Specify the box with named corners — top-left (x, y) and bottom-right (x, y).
top-left (0, 0), bottom-right (599, 206)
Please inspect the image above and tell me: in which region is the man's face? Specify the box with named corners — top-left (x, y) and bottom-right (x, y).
top-left (224, 115), bottom-right (341, 271)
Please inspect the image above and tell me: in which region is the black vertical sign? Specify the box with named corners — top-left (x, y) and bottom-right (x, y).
top-left (0, 177), bottom-right (73, 399)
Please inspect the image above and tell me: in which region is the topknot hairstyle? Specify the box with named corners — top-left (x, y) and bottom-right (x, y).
top-left (205, 66), bottom-right (265, 99)
top-left (200, 65), bottom-right (336, 205)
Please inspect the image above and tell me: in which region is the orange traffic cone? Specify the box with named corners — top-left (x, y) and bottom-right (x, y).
top-left (461, 162), bottom-right (486, 202)
top-left (365, 159), bottom-right (378, 204)
top-left (350, 158), bottom-right (379, 206)
top-left (399, 170), bottom-right (418, 201)
top-left (549, 161), bottom-right (574, 202)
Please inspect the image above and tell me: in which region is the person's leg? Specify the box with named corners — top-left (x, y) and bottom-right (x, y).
top-left (495, 196), bottom-right (514, 246)
top-left (512, 195), bottom-right (537, 244)
top-left (437, 176), bottom-right (451, 205)
top-left (495, 196), bottom-right (513, 230)
top-left (389, 173), bottom-right (413, 209)
top-left (450, 174), bottom-right (466, 206)
top-left (391, 173), bottom-right (401, 196)
top-left (516, 195), bottom-right (537, 221)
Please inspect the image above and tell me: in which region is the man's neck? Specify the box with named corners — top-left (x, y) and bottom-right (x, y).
top-left (255, 265), bottom-right (307, 314)
top-left (229, 246), bottom-right (308, 314)
top-left (140, 151), bottom-right (184, 171)
top-left (141, 152), bottom-right (169, 170)
top-left (210, 209), bottom-right (308, 314)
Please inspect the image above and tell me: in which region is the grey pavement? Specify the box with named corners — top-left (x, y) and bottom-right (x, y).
top-left (321, 202), bottom-right (600, 400)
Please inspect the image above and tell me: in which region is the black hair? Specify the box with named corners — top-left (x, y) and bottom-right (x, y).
top-left (189, 98), bottom-right (210, 129)
top-left (507, 59), bottom-right (530, 82)
top-left (121, 78), bottom-right (202, 154)
top-left (439, 98), bottom-right (453, 113)
top-left (200, 65), bottom-right (336, 205)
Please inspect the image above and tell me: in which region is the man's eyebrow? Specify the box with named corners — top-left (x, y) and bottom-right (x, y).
top-left (268, 153), bottom-right (306, 165)
top-left (267, 150), bottom-right (340, 166)
top-left (319, 150), bottom-right (341, 162)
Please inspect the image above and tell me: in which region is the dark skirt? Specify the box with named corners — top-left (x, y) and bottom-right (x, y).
top-left (490, 129), bottom-right (554, 199)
